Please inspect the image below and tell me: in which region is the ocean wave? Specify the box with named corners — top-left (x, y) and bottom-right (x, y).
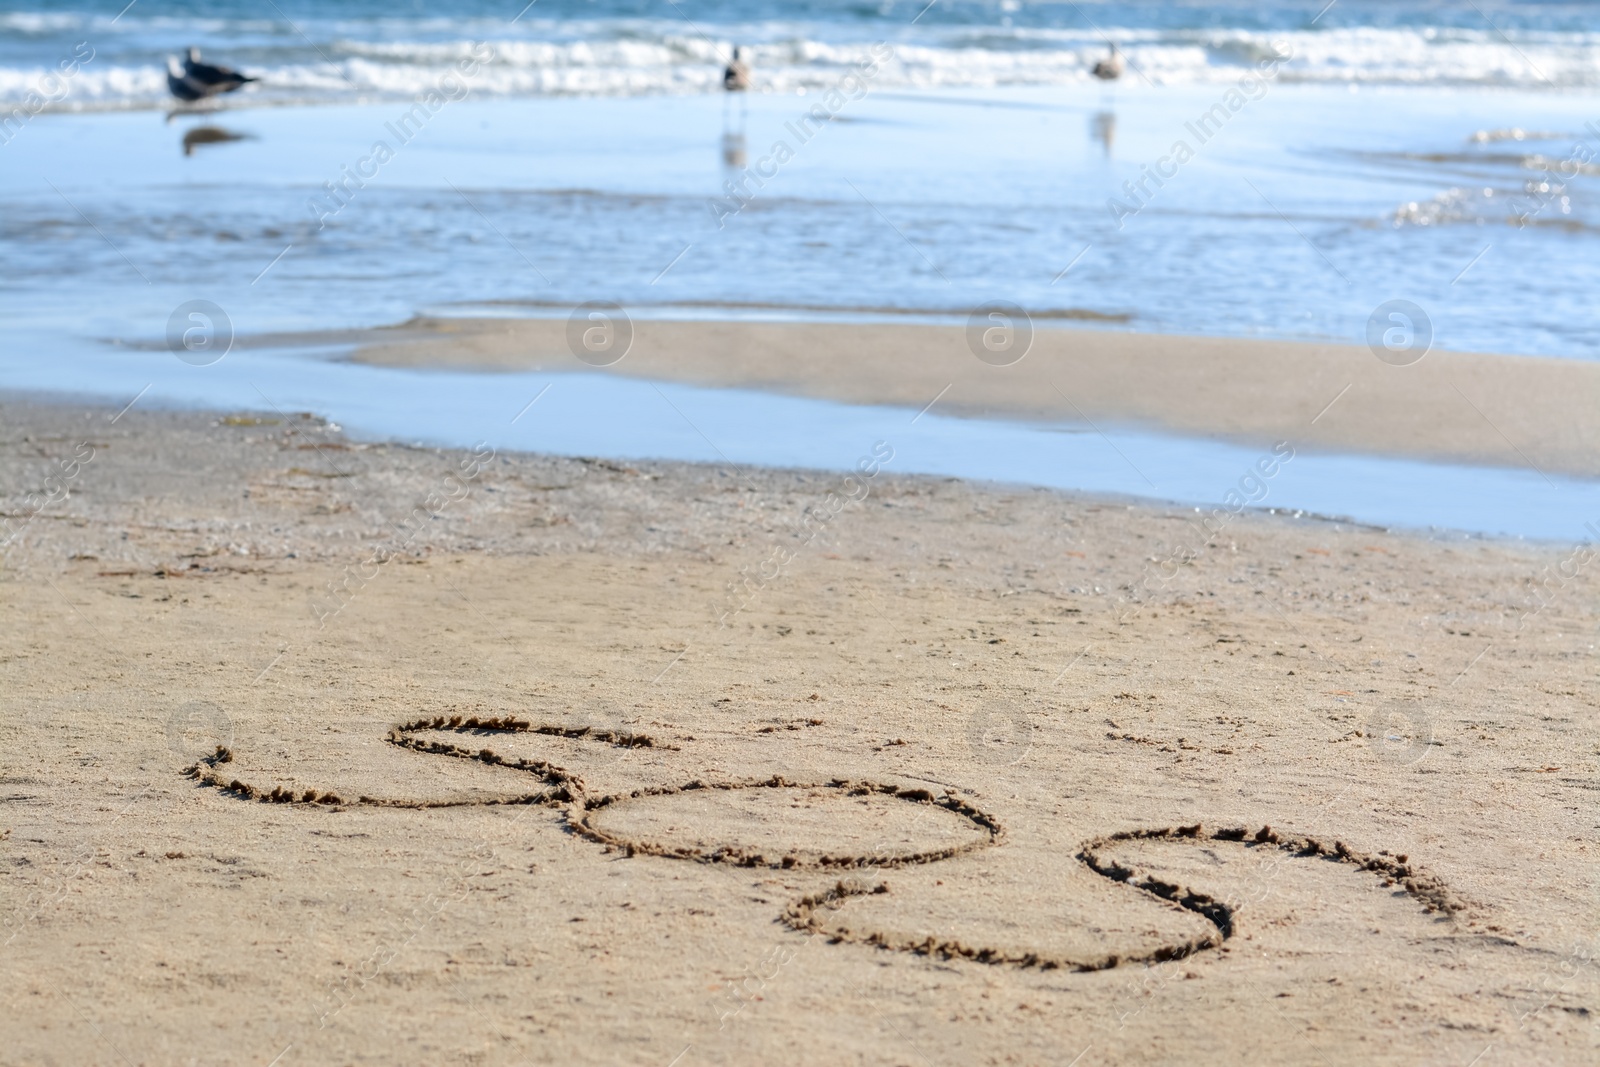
top-left (4, 23), bottom-right (1600, 111)
top-left (0, 12), bottom-right (83, 34)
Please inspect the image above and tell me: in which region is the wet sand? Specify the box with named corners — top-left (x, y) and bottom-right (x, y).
top-left (2, 393), bottom-right (1595, 1065)
top-left (331, 315), bottom-right (1600, 477)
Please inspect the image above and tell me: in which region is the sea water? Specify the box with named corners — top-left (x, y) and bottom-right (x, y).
top-left (2, 1), bottom-right (1598, 538)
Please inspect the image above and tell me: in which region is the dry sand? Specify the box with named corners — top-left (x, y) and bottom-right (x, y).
top-left (2, 394), bottom-right (1597, 1066)
top-left (327, 316), bottom-right (1600, 477)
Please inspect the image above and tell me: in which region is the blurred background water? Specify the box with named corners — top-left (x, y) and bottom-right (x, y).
top-left (5, 1), bottom-right (1600, 110)
top-left (3, 2), bottom-right (1599, 537)
top-left (3, 1), bottom-right (1598, 354)
top-left (4, 82), bottom-right (1596, 355)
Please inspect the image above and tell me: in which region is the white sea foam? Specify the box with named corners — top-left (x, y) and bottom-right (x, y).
top-left (3, 24), bottom-right (1599, 112)
top-left (0, 12), bottom-right (85, 34)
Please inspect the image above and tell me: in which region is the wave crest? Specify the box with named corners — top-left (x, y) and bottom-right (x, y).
top-left (3, 23), bottom-right (1600, 111)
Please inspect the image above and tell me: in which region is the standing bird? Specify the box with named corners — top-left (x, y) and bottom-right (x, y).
top-left (1091, 43), bottom-right (1124, 81)
top-left (166, 47), bottom-right (257, 103)
top-left (166, 57), bottom-right (206, 102)
top-left (723, 46), bottom-right (750, 92)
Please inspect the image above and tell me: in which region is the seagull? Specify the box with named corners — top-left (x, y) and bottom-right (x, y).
top-left (1091, 44), bottom-right (1124, 81)
top-left (166, 57), bottom-right (206, 102)
top-left (184, 47), bottom-right (258, 92)
top-left (166, 47), bottom-right (257, 102)
top-left (723, 47), bottom-right (750, 92)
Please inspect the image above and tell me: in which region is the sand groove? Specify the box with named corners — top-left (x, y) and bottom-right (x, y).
top-left (180, 715), bottom-right (646, 808)
top-left (183, 723), bottom-right (1463, 974)
top-left (181, 717), bottom-right (1002, 870)
top-left (782, 823), bottom-right (1465, 972)
top-left (1077, 823), bottom-right (1466, 924)
top-left (781, 878), bottom-right (1199, 972)
top-left (575, 779), bottom-right (1002, 869)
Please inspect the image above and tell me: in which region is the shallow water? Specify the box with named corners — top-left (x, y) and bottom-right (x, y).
top-left (3, 84), bottom-right (1598, 357)
top-left (4, 338), bottom-right (1597, 544)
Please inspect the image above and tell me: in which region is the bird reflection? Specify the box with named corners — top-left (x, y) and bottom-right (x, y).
top-left (1090, 111), bottom-right (1116, 157)
top-left (181, 125), bottom-right (250, 156)
top-left (720, 51), bottom-right (747, 174)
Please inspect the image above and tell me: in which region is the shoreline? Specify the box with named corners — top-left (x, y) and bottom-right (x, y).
top-left (0, 385), bottom-right (1571, 551)
top-left (327, 315), bottom-right (1600, 479)
top-left (5, 367), bottom-right (1595, 544)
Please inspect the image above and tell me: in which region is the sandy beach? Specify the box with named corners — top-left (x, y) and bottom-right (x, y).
top-left (6, 3), bottom-right (1600, 1061)
top-left (339, 316), bottom-right (1600, 478)
top-left (3, 393), bottom-right (1595, 1065)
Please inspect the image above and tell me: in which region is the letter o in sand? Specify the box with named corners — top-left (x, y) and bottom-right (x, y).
top-left (577, 778), bottom-right (1001, 869)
